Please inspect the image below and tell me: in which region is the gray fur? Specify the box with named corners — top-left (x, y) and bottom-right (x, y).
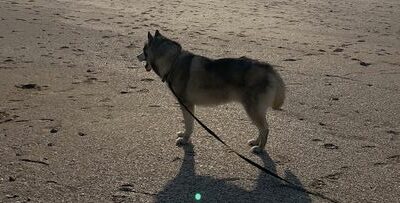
top-left (137, 30), bottom-right (286, 153)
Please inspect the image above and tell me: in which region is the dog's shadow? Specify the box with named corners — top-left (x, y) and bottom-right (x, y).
top-left (155, 144), bottom-right (312, 203)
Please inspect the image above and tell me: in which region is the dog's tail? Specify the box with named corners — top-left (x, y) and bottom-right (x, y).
top-left (272, 72), bottom-right (286, 110)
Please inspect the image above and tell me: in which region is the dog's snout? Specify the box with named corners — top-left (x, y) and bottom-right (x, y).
top-left (137, 52), bottom-right (145, 62)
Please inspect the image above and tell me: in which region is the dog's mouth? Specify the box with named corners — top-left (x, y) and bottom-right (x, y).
top-left (144, 63), bottom-right (151, 71)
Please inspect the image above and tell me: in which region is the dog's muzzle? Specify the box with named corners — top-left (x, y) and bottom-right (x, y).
top-left (137, 52), bottom-right (145, 62)
top-left (137, 52), bottom-right (151, 71)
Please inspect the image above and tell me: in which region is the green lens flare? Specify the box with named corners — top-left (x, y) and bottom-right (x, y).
top-left (195, 193), bottom-right (201, 201)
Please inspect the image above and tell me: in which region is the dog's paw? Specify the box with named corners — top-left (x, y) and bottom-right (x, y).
top-left (247, 139), bottom-right (259, 146)
top-left (250, 146), bottom-right (263, 154)
top-left (177, 131), bottom-right (186, 137)
top-left (176, 137), bottom-right (189, 146)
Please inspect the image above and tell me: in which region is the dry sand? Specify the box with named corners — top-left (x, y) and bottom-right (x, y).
top-left (1, 0), bottom-right (399, 202)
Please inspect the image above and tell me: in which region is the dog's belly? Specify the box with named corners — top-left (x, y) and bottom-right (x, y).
top-left (187, 88), bottom-right (240, 106)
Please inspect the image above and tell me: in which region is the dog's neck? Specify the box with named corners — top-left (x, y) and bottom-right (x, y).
top-left (159, 51), bottom-right (182, 83)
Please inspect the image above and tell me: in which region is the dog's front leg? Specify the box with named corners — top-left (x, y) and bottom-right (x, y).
top-left (176, 103), bottom-right (194, 146)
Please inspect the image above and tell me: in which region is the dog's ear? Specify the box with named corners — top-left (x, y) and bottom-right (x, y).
top-left (155, 30), bottom-right (161, 37)
top-left (148, 32), bottom-right (153, 42)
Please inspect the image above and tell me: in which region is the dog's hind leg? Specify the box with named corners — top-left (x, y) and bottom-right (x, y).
top-left (244, 99), bottom-right (269, 154)
top-left (176, 103), bottom-right (194, 146)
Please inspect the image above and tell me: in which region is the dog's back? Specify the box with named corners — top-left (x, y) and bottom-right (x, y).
top-left (183, 56), bottom-right (285, 108)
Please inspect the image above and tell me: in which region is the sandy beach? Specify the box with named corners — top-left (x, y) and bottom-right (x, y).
top-left (1, 0), bottom-right (399, 202)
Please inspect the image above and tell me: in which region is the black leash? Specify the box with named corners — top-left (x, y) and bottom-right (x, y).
top-left (167, 82), bottom-right (339, 203)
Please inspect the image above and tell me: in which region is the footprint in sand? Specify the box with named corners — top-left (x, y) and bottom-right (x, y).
top-left (72, 48), bottom-right (84, 52)
top-left (127, 65), bottom-right (139, 69)
top-left (120, 91), bottom-right (130, 94)
top-left (330, 96), bottom-right (340, 101)
top-left (50, 128), bottom-right (58, 133)
top-left (374, 155), bottom-right (400, 166)
top-left (359, 61), bottom-right (371, 67)
top-left (118, 183), bottom-right (134, 192)
top-left (361, 145), bottom-right (376, 149)
top-left (350, 58), bottom-right (372, 67)
top-left (140, 78), bottom-right (154, 82)
top-left (311, 171), bottom-right (344, 189)
top-left (373, 162), bottom-right (387, 166)
top-left (310, 179), bottom-right (326, 189)
top-left (333, 48), bottom-right (344, 52)
top-left (15, 83), bottom-right (42, 90)
top-left (323, 143), bottom-right (339, 150)
top-left (137, 88), bottom-right (149, 93)
top-left (0, 111), bottom-right (16, 124)
top-left (148, 105), bottom-right (161, 108)
top-left (386, 130), bottom-right (399, 136)
top-left (83, 76), bottom-right (97, 84)
top-left (39, 118), bottom-right (55, 122)
top-left (311, 138), bottom-right (323, 142)
top-left (3, 58), bottom-right (15, 63)
top-left (283, 58), bottom-right (299, 62)
top-left (323, 172), bottom-right (343, 181)
top-left (386, 155), bottom-right (400, 164)
top-left (84, 18), bottom-right (101, 22)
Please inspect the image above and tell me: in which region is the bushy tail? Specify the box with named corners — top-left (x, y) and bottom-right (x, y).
top-left (272, 73), bottom-right (286, 110)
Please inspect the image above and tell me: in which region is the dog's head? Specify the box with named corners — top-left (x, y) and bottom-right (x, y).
top-left (136, 31), bottom-right (155, 72)
top-left (137, 30), bottom-right (182, 79)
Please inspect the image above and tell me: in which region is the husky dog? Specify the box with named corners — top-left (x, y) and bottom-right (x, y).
top-left (137, 30), bottom-right (285, 153)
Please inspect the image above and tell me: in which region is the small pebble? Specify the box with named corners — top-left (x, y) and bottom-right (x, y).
top-left (333, 48), bottom-right (344, 52)
top-left (360, 61), bottom-right (371, 66)
top-left (9, 176), bottom-right (16, 182)
top-left (324, 143), bottom-right (339, 149)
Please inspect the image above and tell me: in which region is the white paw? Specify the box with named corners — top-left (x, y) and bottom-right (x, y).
top-left (176, 137), bottom-right (189, 146)
top-left (177, 131), bottom-right (186, 137)
top-left (247, 139), bottom-right (259, 146)
top-left (250, 146), bottom-right (263, 154)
